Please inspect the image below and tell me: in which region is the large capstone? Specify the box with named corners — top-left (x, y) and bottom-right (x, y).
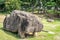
top-left (3, 10), bottom-right (43, 38)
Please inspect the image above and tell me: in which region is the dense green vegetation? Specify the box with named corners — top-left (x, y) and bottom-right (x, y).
top-left (0, 0), bottom-right (60, 11)
top-left (0, 0), bottom-right (60, 17)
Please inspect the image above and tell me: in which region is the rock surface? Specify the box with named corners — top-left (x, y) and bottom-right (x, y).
top-left (3, 10), bottom-right (43, 38)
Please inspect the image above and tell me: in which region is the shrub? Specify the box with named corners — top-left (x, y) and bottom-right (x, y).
top-left (5, 0), bottom-right (21, 12)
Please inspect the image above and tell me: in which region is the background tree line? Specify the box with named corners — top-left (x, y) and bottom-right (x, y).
top-left (0, 0), bottom-right (60, 17)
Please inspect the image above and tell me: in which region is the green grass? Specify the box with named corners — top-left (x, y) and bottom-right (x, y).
top-left (0, 15), bottom-right (60, 40)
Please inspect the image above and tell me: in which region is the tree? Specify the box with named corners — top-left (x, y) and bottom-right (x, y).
top-left (5, 0), bottom-right (21, 12)
top-left (0, 0), bottom-right (5, 11)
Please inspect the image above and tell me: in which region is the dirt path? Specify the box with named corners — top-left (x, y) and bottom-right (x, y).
top-left (0, 15), bottom-right (5, 23)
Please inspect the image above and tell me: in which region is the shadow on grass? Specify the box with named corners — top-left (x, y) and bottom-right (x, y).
top-left (0, 27), bottom-right (20, 39)
top-left (0, 27), bottom-right (35, 39)
top-left (54, 18), bottom-right (60, 21)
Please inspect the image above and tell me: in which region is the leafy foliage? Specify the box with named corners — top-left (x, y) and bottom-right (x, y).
top-left (0, 0), bottom-right (60, 15)
top-left (5, 0), bottom-right (21, 12)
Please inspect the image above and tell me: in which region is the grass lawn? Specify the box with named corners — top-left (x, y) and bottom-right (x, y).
top-left (0, 14), bottom-right (60, 40)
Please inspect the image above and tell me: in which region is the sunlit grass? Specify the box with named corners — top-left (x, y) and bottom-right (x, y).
top-left (0, 14), bottom-right (60, 40)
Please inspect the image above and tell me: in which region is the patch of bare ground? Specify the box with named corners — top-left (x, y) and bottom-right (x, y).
top-left (54, 36), bottom-right (60, 40)
top-left (0, 15), bottom-right (5, 23)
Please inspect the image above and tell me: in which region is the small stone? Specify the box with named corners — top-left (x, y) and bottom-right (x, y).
top-left (47, 19), bottom-right (54, 22)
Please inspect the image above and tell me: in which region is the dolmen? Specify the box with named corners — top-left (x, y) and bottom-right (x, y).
top-left (3, 10), bottom-right (43, 38)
